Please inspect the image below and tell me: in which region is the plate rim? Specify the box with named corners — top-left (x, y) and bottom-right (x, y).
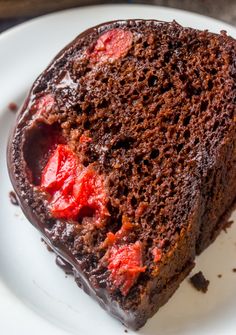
top-left (1, 3), bottom-right (236, 43)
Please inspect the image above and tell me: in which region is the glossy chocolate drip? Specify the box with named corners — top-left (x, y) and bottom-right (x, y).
top-left (9, 191), bottom-right (19, 206)
top-left (56, 255), bottom-right (74, 275)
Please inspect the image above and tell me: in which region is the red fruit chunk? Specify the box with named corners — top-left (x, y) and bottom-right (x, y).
top-left (89, 29), bottom-right (133, 63)
top-left (108, 242), bottom-right (146, 296)
top-left (79, 134), bottom-right (92, 144)
top-left (41, 145), bottom-right (77, 194)
top-left (152, 247), bottom-right (162, 263)
top-left (40, 144), bottom-right (108, 224)
top-left (72, 167), bottom-right (109, 225)
top-left (33, 94), bottom-right (54, 116)
top-left (103, 232), bottom-right (116, 247)
top-left (50, 190), bottom-right (78, 219)
top-left (102, 216), bottom-right (133, 248)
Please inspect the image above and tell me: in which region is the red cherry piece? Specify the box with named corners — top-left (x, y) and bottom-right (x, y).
top-left (90, 29), bottom-right (133, 63)
top-left (79, 134), bottom-right (92, 144)
top-left (40, 144), bottom-right (108, 223)
top-left (73, 167), bottom-right (108, 226)
top-left (50, 190), bottom-right (78, 219)
top-left (41, 145), bottom-right (77, 194)
top-left (108, 242), bottom-right (146, 296)
top-left (33, 94), bottom-right (54, 116)
top-left (152, 247), bottom-right (162, 263)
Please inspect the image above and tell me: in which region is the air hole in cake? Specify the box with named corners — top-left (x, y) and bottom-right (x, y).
top-left (160, 82), bottom-right (173, 93)
top-left (134, 155), bottom-right (143, 164)
top-left (183, 115), bottom-right (191, 126)
top-left (23, 123), bottom-right (64, 185)
top-left (179, 74), bottom-right (187, 82)
top-left (210, 68), bottom-right (217, 75)
top-left (204, 114), bottom-right (211, 123)
top-left (101, 78), bottom-right (108, 84)
top-left (83, 119), bottom-right (91, 130)
top-left (148, 75), bottom-right (157, 87)
top-left (113, 136), bottom-right (135, 150)
top-left (183, 129), bottom-right (190, 139)
top-left (137, 117), bottom-right (144, 124)
top-left (164, 51), bottom-right (171, 63)
top-left (130, 196), bottom-right (137, 208)
top-left (213, 120), bottom-right (219, 131)
top-left (143, 159), bottom-right (152, 167)
top-left (98, 99), bottom-right (109, 109)
top-left (111, 124), bottom-right (122, 135)
top-left (150, 149), bottom-right (159, 159)
top-left (176, 143), bottom-right (184, 153)
top-left (73, 104), bottom-right (82, 115)
top-left (208, 79), bottom-right (213, 90)
top-left (137, 166), bottom-right (142, 175)
top-left (117, 184), bottom-right (126, 197)
top-left (194, 138), bottom-right (200, 145)
top-left (186, 84), bottom-right (201, 97)
top-left (132, 89), bottom-right (139, 97)
top-left (173, 114), bottom-right (180, 124)
top-left (184, 146), bottom-right (191, 155)
top-left (138, 75), bottom-right (145, 82)
top-left (200, 100), bottom-right (208, 112)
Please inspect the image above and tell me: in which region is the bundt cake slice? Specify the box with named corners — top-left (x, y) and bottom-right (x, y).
top-left (8, 20), bottom-right (236, 329)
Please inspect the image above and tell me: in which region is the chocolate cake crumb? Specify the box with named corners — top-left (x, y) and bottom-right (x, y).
top-left (218, 274), bottom-right (222, 278)
top-left (9, 191), bottom-right (19, 206)
top-left (190, 271), bottom-right (209, 293)
top-left (233, 268), bottom-right (236, 272)
top-left (8, 102), bottom-right (18, 112)
top-left (223, 220), bottom-right (234, 232)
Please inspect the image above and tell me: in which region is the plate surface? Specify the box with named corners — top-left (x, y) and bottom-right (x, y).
top-left (0, 4), bottom-right (236, 335)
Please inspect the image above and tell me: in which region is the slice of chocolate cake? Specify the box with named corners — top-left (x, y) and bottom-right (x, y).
top-left (7, 20), bottom-right (236, 329)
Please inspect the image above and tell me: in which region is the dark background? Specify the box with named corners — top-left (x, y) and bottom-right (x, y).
top-left (0, 0), bottom-right (235, 33)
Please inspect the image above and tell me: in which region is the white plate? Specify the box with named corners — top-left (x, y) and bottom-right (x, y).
top-left (0, 4), bottom-right (236, 335)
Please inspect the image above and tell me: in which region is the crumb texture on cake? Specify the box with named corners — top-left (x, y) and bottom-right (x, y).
top-left (8, 20), bottom-right (236, 329)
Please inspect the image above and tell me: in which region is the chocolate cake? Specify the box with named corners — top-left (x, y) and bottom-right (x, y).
top-left (7, 20), bottom-right (236, 329)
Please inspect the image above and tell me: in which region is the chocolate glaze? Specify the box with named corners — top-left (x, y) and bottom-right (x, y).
top-left (55, 255), bottom-right (74, 275)
top-left (7, 19), bottom-right (236, 329)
